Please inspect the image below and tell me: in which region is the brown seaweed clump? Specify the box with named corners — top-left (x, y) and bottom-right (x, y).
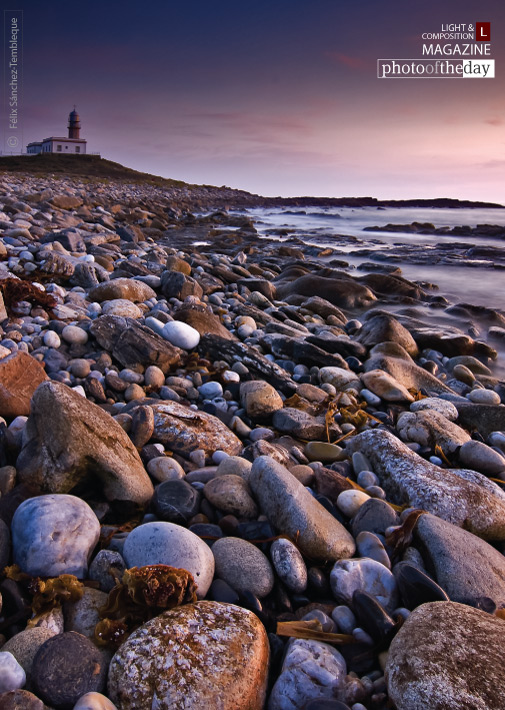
top-left (94, 564), bottom-right (198, 647)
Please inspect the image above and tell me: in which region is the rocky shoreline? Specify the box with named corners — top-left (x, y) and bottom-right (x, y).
top-left (0, 173), bottom-right (505, 709)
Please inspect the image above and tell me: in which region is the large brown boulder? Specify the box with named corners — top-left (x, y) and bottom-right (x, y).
top-left (17, 381), bottom-right (153, 504)
top-left (386, 602), bottom-right (505, 710)
top-left (0, 352), bottom-right (49, 418)
top-left (108, 602), bottom-right (269, 710)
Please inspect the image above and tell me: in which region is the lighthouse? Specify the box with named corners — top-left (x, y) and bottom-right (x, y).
top-left (27, 107), bottom-right (88, 154)
top-left (68, 106), bottom-right (81, 139)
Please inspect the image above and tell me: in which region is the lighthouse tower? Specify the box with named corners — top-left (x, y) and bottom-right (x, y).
top-left (68, 106), bottom-right (81, 139)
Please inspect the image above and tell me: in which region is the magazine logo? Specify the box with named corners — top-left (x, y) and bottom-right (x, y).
top-left (476, 22), bottom-right (491, 41)
top-left (378, 20), bottom-right (494, 78)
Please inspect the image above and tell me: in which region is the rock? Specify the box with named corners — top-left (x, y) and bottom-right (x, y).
top-left (17, 382), bottom-right (154, 505)
top-left (415, 513), bottom-right (505, 608)
top-left (173, 303), bottom-right (235, 340)
top-left (346, 429), bottom-right (505, 540)
top-left (0, 652), bottom-right (26, 693)
top-left (32, 632), bottom-right (107, 709)
top-left (122, 521), bottom-right (215, 598)
top-left (216, 455), bottom-right (253, 481)
top-left (386, 602), bottom-right (505, 710)
top-left (160, 271), bottom-right (203, 301)
top-left (336, 490), bottom-right (370, 518)
top-left (0, 352), bottom-right (48, 418)
top-left (410, 397), bottom-right (459, 421)
top-left (276, 273), bottom-right (376, 309)
top-left (351, 498), bottom-right (400, 537)
top-left (74, 693), bottom-right (118, 710)
top-left (165, 255), bottom-right (191, 275)
top-left (459, 439), bottom-right (505, 475)
top-left (204, 475), bottom-right (258, 518)
top-left (102, 299), bottom-right (143, 319)
top-left (90, 315), bottom-right (181, 373)
top-left (64, 587), bottom-right (109, 639)
top-left (301, 296), bottom-right (346, 322)
top-left (454, 402), bottom-right (505, 438)
top-left (357, 313), bottom-right (418, 356)
top-left (143, 365), bottom-right (165, 388)
top-left (468, 388), bottom-right (501, 405)
top-left (240, 380), bottom-right (283, 420)
top-left (0, 690), bottom-right (44, 709)
top-left (129, 404), bottom-right (155, 448)
top-left (62, 325), bottom-right (88, 345)
top-left (396, 410), bottom-right (470, 455)
top-left (305, 442), bottom-right (344, 464)
top-left (270, 538), bottom-right (308, 593)
top-left (107, 601), bottom-right (269, 710)
top-left (51, 195), bottom-right (83, 209)
top-left (268, 638), bottom-right (347, 710)
top-left (197, 334), bottom-right (296, 396)
top-left (150, 400), bottom-right (242, 460)
top-left (212, 537), bottom-right (274, 598)
top-left (356, 531), bottom-right (390, 569)
top-left (146, 456), bottom-right (185, 482)
top-left (152, 479), bottom-right (201, 523)
top-left (319, 367), bottom-right (359, 391)
top-left (364, 343), bottom-right (453, 395)
top-left (88, 550), bottom-right (126, 593)
top-left (330, 557), bottom-right (398, 613)
top-left (12, 494), bottom-right (100, 578)
top-left (0, 518), bottom-right (11, 571)
top-left (2, 627), bottom-right (56, 688)
top-left (162, 320), bottom-right (200, 350)
top-left (199, 381), bottom-right (223, 399)
top-left (249, 456), bottom-right (355, 561)
top-left (360, 370), bottom-right (414, 403)
top-left (88, 279), bottom-right (156, 303)
top-left (272, 408), bottom-right (333, 440)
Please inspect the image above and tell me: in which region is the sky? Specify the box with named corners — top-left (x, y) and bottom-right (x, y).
top-left (5, 0), bottom-right (505, 201)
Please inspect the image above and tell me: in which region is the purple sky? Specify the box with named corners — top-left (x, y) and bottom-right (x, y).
top-left (13, 0), bottom-right (505, 201)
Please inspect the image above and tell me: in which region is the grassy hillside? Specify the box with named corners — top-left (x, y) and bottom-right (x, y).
top-left (0, 153), bottom-right (193, 188)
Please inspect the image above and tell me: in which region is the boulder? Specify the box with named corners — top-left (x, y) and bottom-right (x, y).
top-left (0, 352), bottom-right (48, 418)
top-left (17, 381), bottom-right (154, 504)
top-left (149, 400), bottom-right (242, 460)
top-left (275, 274), bottom-right (376, 309)
top-left (386, 602), bottom-right (505, 710)
top-left (346, 429), bottom-right (505, 540)
top-left (396, 409), bottom-right (471, 455)
top-left (358, 313), bottom-right (418, 356)
top-left (364, 343), bottom-right (453, 395)
top-left (108, 602), bottom-right (269, 710)
top-left (88, 278), bottom-right (156, 303)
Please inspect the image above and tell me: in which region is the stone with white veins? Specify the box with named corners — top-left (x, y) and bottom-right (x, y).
top-left (330, 557), bottom-right (398, 613)
top-left (12, 494), bottom-right (100, 578)
top-left (346, 428), bottom-right (505, 540)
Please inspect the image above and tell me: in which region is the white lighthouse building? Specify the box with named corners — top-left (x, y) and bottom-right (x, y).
top-left (27, 108), bottom-right (87, 154)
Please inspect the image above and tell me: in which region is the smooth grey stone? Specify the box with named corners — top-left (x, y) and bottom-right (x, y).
top-left (346, 429), bottom-right (505, 540)
top-left (415, 513), bottom-right (505, 608)
top-left (123, 521), bottom-right (215, 598)
top-left (249, 456), bottom-right (355, 562)
top-left (459, 439), bottom-right (505, 476)
top-left (89, 550), bottom-right (126, 592)
top-left (331, 605), bottom-right (357, 634)
top-left (270, 538), bottom-right (308, 593)
top-left (152, 479), bottom-right (201, 523)
top-left (352, 452), bottom-right (373, 475)
top-left (330, 557), bottom-right (399, 613)
top-left (356, 531), bottom-right (391, 569)
top-left (212, 537), bottom-right (274, 599)
top-left (12, 494), bottom-right (100, 578)
top-left (0, 652), bottom-right (26, 693)
top-left (351, 498), bottom-right (400, 538)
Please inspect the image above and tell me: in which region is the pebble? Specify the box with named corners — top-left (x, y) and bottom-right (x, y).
top-left (356, 470), bottom-right (378, 488)
top-left (216, 455), bottom-right (253, 480)
top-left (88, 550), bottom-right (126, 592)
top-left (11, 494), bottom-right (100, 578)
top-left (73, 693), bottom-right (118, 710)
top-left (0, 652), bottom-right (26, 693)
top-left (2, 627), bottom-right (56, 687)
top-left (43, 330), bottom-right (61, 348)
top-left (468, 388), bottom-right (501, 405)
top-left (199, 381), bottom-right (223, 399)
top-left (336, 489), bottom-right (371, 518)
top-left (356, 531), bottom-right (391, 569)
top-left (331, 605), bottom-right (357, 634)
top-left (270, 537), bottom-right (308, 593)
top-left (146, 455), bottom-right (186, 481)
top-left (122, 521), bottom-right (215, 598)
top-left (61, 325), bottom-right (88, 345)
top-left (204, 474), bottom-right (258, 518)
top-left (152, 479), bottom-right (201, 523)
top-left (162, 320), bottom-right (200, 349)
top-left (143, 365), bottom-right (165, 388)
top-left (459, 439), bottom-right (505, 475)
top-left (212, 536), bottom-right (275, 598)
top-left (305, 441), bottom-right (344, 463)
top-left (31, 632), bottom-right (107, 707)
